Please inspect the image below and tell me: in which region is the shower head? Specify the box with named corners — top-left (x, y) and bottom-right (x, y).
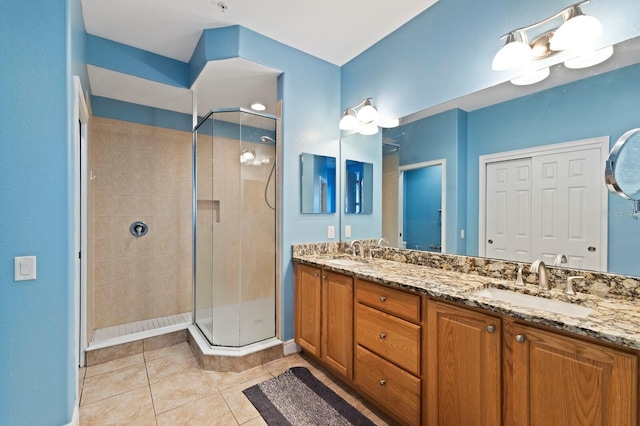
top-left (260, 136), bottom-right (276, 145)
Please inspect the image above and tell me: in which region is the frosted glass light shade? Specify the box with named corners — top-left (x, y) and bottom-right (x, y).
top-left (510, 67), bottom-right (550, 86)
top-left (379, 118), bottom-right (400, 128)
top-left (564, 45), bottom-right (613, 69)
top-left (357, 104), bottom-right (379, 123)
top-left (339, 112), bottom-right (359, 130)
top-left (359, 123), bottom-right (379, 135)
top-left (492, 39), bottom-right (533, 70)
top-left (550, 14), bottom-right (602, 51)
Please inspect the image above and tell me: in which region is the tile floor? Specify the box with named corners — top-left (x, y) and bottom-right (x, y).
top-left (78, 342), bottom-right (397, 425)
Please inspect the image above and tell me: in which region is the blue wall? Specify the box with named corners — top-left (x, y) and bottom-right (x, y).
top-left (342, 0), bottom-right (640, 123)
top-left (0, 0), bottom-right (81, 423)
top-left (384, 109), bottom-right (466, 254)
top-left (466, 63), bottom-right (640, 275)
top-left (404, 165), bottom-right (443, 251)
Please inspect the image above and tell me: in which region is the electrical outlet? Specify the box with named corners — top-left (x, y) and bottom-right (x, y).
top-left (460, 229), bottom-right (465, 239)
top-left (345, 225), bottom-right (351, 238)
top-left (327, 226), bottom-right (335, 239)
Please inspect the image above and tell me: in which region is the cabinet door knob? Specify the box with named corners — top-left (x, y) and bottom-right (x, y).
top-left (314, 272), bottom-right (319, 277)
top-left (380, 296), bottom-right (386, 302)
top-left (486, 325), bottom-right (495, 333)
top-left (515, 334), bottom-right (525, 343)
top-left (322, 275), bottom-right (327, 280)
top-left (379, 333), bottom-right (386, 339)
top-left (379, 379), bottom-right (386, 386)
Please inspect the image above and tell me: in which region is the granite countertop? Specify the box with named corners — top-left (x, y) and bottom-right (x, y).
top-left (294, 254), bottom-right (640, 351)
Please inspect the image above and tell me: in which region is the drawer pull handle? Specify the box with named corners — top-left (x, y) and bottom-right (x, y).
top-left (379, 379), bottom-right (386, 386)
top-left (379, 333), bottom-right (386, 339)
top-left (515, 334), bottom-right (525, 343)
top-left (380, 296), bottom-right (386, 302)
top-left (486, 325), bottom-right (495, 333)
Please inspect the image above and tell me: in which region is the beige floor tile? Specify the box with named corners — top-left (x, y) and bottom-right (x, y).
top-left (365, 408), bottom-right (401, 425)
top-left (81, 363), bottom-right (149, 406)
top-left (156, 392), bottom-right (238, 426)
top-left (150, 368), bottom-right (218, 414)
top-left (144, 342), bottom-right (193, 362)
top-left (79, 386), bottom-right (155, 426)
top-left (241, 416), bottom-right (267, 426)
top-left (264, 353), bottom-right (309, 376)
top-left (221, 373), bottom-right (272, 424)
top-left (146, 351), bottom-right (200, 384)
top-left (85, 353), bottom-right (145, 378)
top-left (208, 364), bottom-right (271, 391)
top-left (131, 417), bottom-right (158, 426)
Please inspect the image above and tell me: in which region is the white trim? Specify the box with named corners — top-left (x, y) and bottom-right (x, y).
top-left (64, 404), bottom-right (79, 426)
top-left (478, 136), bottom-right (609, 270)
top-left (73, 76), bottom-right (89, 372)
top-left (398, 159), bottom-right (447, 253)
top-left (283, 339), bottom-right (301, 356)
top-left (188, 325), bottom-right (283, 357)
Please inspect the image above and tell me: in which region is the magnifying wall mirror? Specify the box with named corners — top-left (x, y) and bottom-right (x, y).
top-left (606, 128), bottom-right (640, 218)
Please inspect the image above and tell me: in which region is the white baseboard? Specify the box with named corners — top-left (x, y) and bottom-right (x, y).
top-left (283, 339), bottom-right (301, 356)
top-left (65, 403), bottom-right (79, 426)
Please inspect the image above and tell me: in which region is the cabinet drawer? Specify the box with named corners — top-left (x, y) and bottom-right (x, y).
top-left (355, 345), bottom-right (421, 426)
top-left (356, 303), bottom-right (421, 375)
top-left (356, 279), bottom-right (421, 322)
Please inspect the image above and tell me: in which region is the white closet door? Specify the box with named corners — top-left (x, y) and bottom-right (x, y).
top-left (485, 159), bottom-right (532, 262)
top-left (531, 148), bottom-right (603, 270)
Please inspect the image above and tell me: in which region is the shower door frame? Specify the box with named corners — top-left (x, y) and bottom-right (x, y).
top-left (192, 107), bottom-right (280, 347)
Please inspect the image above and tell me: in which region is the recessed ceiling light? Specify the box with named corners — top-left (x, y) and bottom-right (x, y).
top-left (251, 102), bottom-right (266, 111)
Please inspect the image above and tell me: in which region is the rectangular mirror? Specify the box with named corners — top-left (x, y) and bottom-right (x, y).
top-left (300, 152), bottom-right (336, 214)
top-left (345, 159), bottom-right (373, 214)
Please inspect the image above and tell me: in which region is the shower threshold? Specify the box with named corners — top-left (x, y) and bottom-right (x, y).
top-left (88, 312), bottom-right (192, 350)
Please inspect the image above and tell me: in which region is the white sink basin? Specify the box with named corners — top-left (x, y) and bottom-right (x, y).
top-left (473, 287), bottom-right (594, 318)
top-left (326, 258), bottom-right (363, 267)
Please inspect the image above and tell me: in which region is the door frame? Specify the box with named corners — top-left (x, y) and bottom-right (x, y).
top-left (478, 136), bottom-right (609, 269)
top-left (73, 76), bottom-right (90, 367)
top-left (398, 159), bottom-right (447, 253)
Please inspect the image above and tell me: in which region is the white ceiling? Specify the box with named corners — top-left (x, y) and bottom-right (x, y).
top-left (81, 0), bottom-right (438, 67)
top-left (82, 0), bottom-right (438, 118)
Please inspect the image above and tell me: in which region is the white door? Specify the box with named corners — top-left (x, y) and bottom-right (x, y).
top-left (485, 159), bottom-right (532, 262)
top-left (531, 148), bottom-right (603, 270)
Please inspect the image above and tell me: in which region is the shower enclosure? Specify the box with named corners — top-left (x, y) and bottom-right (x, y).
top-left (193, 108), bottom-right (277, 347)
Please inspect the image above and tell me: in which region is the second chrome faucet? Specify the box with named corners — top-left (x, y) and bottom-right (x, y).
top-left (530, 260), bottom-right (550, 290)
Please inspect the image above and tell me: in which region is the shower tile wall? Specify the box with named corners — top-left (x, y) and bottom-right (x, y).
top-left (89, 117), bottom-right (192, 331)
top-left (196, 134), bottom-right (275, 333)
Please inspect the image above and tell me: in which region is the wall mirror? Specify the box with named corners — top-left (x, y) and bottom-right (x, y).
top-left (345, 159), bottom-right (373, 214)
top-left (300, 152), bottom-right (336, 214)
top-left (368, 34), bottom-right (640, 277)
top-left (606, 128), bottom-right (640, 219)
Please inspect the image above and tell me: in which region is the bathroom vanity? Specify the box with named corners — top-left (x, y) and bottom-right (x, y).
top-left (293, 243), bottom-right (639, 426)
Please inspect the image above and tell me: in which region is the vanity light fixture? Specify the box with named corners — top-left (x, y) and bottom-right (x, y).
top-left (492, 1), bottom-right (609, 85)
top-left (339, 97), bottom-right (398, 135)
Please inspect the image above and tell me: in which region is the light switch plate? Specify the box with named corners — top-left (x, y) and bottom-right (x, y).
top-left (327, 226), bottom-right (335, 239)
top-left (345, 225), bottom-right (351, 238)
top-left (15, 256), bottom-right (36, 281)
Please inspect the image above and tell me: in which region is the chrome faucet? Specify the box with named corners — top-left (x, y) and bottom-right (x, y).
top-left (349, 240), bottom-right (365, 258)
top-left (377, 238), bottom-right (389, 247)
top-left (553, 254), bottom-right (568, 266)
top-left (530, 260), bottom-right (550, 290)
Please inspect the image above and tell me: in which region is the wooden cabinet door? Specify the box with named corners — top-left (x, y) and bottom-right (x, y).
top-left (505, 322), bottom-right (638, 426)
top-left (321, 270), bottom-right (353, 380)
top-left (427, 301), bottom-right (502, 426)
top-left (294, 263), bottom-right (321, 357)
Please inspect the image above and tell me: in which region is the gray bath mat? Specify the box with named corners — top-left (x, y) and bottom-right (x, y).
top-left (243, 366), bottom-right (376, 425)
